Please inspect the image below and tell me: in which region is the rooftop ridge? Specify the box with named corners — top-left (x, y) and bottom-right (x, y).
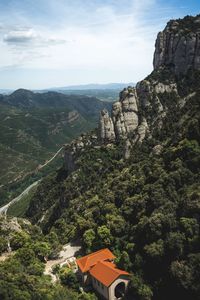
top-left (89, 260), bottom-right (130, 287)
top-left (76, 248), bottom-right (115, 273)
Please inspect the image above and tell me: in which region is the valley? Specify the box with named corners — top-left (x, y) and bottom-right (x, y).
top-left (0, 89), bottom-right (112, 206)
top-left (0, 12), bottom-right (199, 300)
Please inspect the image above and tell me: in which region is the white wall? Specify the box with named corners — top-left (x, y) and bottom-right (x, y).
top-left (91, 276), bottom-right (109, 299)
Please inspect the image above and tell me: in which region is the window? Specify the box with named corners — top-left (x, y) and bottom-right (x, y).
top-left (101, 283), bottom-right (104, 289)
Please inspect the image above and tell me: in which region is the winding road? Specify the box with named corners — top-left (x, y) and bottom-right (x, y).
top-left (38, 147), bottom-right (63, 169)
top-left (0, 146), bottom-right (64, 216)
top-left (0, 180), bottom-right (40, 215)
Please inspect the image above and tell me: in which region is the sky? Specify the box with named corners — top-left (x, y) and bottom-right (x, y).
top-left (0, 0), bottom-right (199, 89)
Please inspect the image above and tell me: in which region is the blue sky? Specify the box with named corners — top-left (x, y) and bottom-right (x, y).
top-left (0, 0), bottom-right (199, 89)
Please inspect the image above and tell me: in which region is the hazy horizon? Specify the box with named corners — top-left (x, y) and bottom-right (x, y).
top-left (0, 82), bottom-right (136, 92)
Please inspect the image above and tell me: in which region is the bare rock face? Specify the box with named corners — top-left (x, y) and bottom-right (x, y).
top-left (112, 88), bottom-right (139, 140)
top-left (64, 136), bottom-right (86, 174)
top-left (124, 139), bottom-right (132, 160)
top-left (153, 16), bottom-right (200, 75)
top-left (67, 110), bottom-right (80, 123)
top-left (98, 88), bottom-right (141, 144)
top-left (137, 118), bottom-right (149, 142)
top-left (99, 109), bottom-right (115, 143)
top-left (152, 144), bottom-right (163, 155)
top-left (98, 87), bottom-right (149, 158)
top-left (69, 15), bottom-right (200, 162)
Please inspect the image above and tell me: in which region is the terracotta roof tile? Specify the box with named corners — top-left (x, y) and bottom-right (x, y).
top-left (76, 248), bottom-right (115, 273)
top-left (89, 261), bottom-right (130, 287)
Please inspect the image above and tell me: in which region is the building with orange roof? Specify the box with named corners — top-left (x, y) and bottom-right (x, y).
top-left (76, 248), bottom-right (130, 300)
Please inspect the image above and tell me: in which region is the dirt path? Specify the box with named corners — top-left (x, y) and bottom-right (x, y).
top-left (0, 242), bottom-right (81, 283)
top-left (44, 243), bottom-right (81, 283)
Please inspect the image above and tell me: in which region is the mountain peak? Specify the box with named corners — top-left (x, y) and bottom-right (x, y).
top-left (11, 88), bottom-right (34, 96)
top-left (153, 14), bottom-right (200, 75)
top-left (98, 14), bottom-right (200, 159)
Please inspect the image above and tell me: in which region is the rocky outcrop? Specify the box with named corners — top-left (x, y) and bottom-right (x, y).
top-left (64, 134), bottom-right (98, 173)
top-left (64, 148), bottom-right (77, 175)
top-left (98, 86), bottom-right (151, 158)
top-left (67, 15), bottom-right (200, 161)
top-left (98, 87), bottom-right (142, 145)
top-left (112, 88), bottom-right (139, 139)
top-left (67, 110), bottom-right (80, 124)
top-left (153, 15), bottom-right (200, 75)
top-left (99, 109), bottom-right (115, 143)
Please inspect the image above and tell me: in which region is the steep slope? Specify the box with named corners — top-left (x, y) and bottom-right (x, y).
top-left (24, 15), bottom-right (200, 300)
top-left (0, 90), bottom-right (111, 205)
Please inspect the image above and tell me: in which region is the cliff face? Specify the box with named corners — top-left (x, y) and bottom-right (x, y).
top-left (153, 15), bottom-right (200, 75)
top-left (99, 109), bottom-right (115, 142)
top-left (98, 78), bottom-right (179, 147)
top-left (98, 14), bottom-right (200, 158)
top-left (98, 87), bottom-right (149, 146)
top-left (64, 14), bottom-right (200, 166)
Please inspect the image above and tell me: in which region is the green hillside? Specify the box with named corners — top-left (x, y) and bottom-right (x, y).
top-left (0, 90), bottom-right (111, 205)
top-left (0, 14), bottom-right (200, 300)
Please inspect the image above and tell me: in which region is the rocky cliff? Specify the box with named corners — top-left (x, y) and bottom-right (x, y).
top-left (98, 78), bottom-right (178, 152)
top-left (98, 14), bottom-right (200, 158)
top-left (153, 15), bottom-right (200, 75)
top-left (64, 14), bottom-right (200, 167)
top-left (98, 87), bottom-right (148, 146)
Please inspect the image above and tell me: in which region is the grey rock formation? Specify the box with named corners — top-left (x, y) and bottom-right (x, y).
top-left (64, 136), bottom-right (86, 174)
top-left (112, 89), bottom-right (139, 140)
top-left (68, 15), bottom-right (200, 162)
top-left (152, 144), bottom-right (163, 155)
top-left (98, 87), bottom-right (149, 155)
top-left (153, 16), bottom-right (200, 75)
top-left (124, 139), bottom-right (132, 160)
top-left (67, 110), bottom-right (80, 123)
top-left (98, 90), bottom-right (140, 144)
top-left (99, 109), bottom-right (115, 143)
top-left (137, 118), bottom-right (149, 142)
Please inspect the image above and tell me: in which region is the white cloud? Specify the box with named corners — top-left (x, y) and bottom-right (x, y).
top-left (4, 28), bottom-right (37, 44)
top-left (3, 27), bottom-right (67, 47)
top-left (2, 2), bottom-right (157, 71)
top-left (0, 0), bottom-right (189, 88)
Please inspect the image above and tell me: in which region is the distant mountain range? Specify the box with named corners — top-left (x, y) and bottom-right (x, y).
top-left (46, 82), bottom-right (135, 91)
top-left (0, 89), bottom-right (13, 95)
top-left (0, 84), bottom-right (135, 103)
top-left (0, 83), bottom-right (135, 95)
top-left (0, 88), bottom-right (112, 204)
